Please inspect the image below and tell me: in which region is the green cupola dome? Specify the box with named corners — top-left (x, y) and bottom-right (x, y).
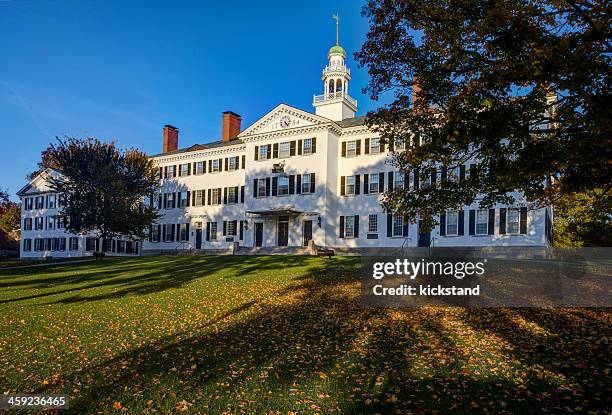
top-left (327, 45), bottom-right (346, 59)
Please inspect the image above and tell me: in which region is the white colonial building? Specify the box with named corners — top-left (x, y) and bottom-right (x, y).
top-left (17, 41), bottom-right (553, 258)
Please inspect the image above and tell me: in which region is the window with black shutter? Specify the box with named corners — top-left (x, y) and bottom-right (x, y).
top-left (310, 173), bottom-right (315, 193)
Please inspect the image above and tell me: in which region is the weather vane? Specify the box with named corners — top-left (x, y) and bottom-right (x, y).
top-left (332, 13), bottom-right (339, 45)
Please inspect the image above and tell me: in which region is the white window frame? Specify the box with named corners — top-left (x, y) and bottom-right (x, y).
top-left (211, 159), bottom-right (221, 173)
top-left (507, 208), bottom-right (520, 234)
top-left (150, 226), bottom-right (160, 242)
top-left (368, 214), bottom-right (378, 233)
top-left (392, 214), bottom-right (404, 237)
top-left (48, 195), bottom-right (56, 209)
top-left (346, 141), bottom-right (357, 157)
top-left (394, 138), bottom-right (406, 151)
top-left (346, 176), bottom-right (356, 195)
top-left (302, 138), bottom-right (313, 155)
top-left (179, 224), bottom-right (189, 241)
top-left (257, 178), bottom-right (267, 198)
top-left (344, 216), bottom-right (355, 238)
top-left (369, 173), bottom-right (379, 193)
top-left (420, 171), bottom-right (431, 189)
top-left (370, 138), bottom-right (381, 154)
top-left (165, 193), bottom-right (174, 209)
top-left (258, 146), bottom-right (269, 160)
top-left (180, 164), bottom-right (189, 176)
top-left (47, 216), bottom-right (55, 230)
top-left (446, 210), bottom-right (459, 236)
top-left (227, 187), bottom-right (237, 204)
top-left (301, 174), bottom-right (311, 194)
top-left (195, 161), bottom-right (205, 175)
top-left (227, 220), bottom-right (237, 236)
top-left (476, 209), bottom-right (489, 235)
top-left (394, 172), bottom-right (405, 189)
top-left (209, 222), bottom-right (218, 240)
top-left (35, 217), bottom-right (44, 230)
top-left (164, 225), bottom-right (174, 242)
top-left (279, 142), bottom-right (290, 158)
top-left (167, 165), bottom-right (176, 178)
top-left (195, 190), bottom-right (205, 207)
top-left (179, 192), bottom-right (189, 208)
top-left (228, 157), bottom-right (237, 171)
top-left (69, 237), bottom-right (79, 251)
top-left (211, 188), bottom-right (220, 205)
top-left (278, 176), bottom-right (289, 196)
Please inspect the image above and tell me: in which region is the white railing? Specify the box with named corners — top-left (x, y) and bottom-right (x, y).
top-left (323, 65), bottom-right (351, 75)
top-left (313, 91), bottom-right (357, 107)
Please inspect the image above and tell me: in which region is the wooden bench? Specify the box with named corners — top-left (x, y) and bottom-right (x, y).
top-left (316, 248), bottom-right (335, 259)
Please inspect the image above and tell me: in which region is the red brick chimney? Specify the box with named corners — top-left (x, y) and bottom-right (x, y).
top-left (222, 111), bottom-right (242, 142)
top-left (163, 125), bottom-right (178, 153)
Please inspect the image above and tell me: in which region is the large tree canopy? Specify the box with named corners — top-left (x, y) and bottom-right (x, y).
top-left (38, 138), bottom-right (160, 250)
top-left (0, 188), bottom-right (20, 241)
top-left (356, 0), bottom-right (611, 229)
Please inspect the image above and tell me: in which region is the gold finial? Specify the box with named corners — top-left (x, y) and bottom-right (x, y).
top-left (332, 13), bottom-right (339, 45)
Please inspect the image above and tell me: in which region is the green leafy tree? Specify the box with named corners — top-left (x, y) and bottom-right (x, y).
top-left (0, 189), bottom-right (20, 240)
top-left (38, 138), bottom-right (160, 252)
top-left (356, 0), bottom-right (611, 230)
top-left (553, 189), bottom-right (611, 247)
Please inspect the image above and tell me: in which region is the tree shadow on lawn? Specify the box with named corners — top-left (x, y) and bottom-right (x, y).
top-left (33, 259), bottom-right (611, 414)
top-left (0, 256), bottom-right (317, 305)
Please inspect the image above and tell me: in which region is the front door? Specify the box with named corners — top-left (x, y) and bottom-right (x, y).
top-left (418, 220), bottom-right (431, 247)
top-left (277, 216), bottom-right (289, 247)
top-left (195, 222), bottom-right (202, 249)
top-left (255, 223), bottom-right (263, 247)
top-left (303, 220), bottom-right (313, 246)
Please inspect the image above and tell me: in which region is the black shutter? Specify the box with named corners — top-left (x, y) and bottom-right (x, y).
top-left (363, 174), bottom-right (369, 194)
top-left (232, 220), bottom-right (237, 236)
top-left (164, 166), bottom-right (168, 178)
top-left (203, 161), bottom-right (207, 174)
top-left (223, 221), bottom-right (227, 236)
top-left (440, 212), bottom-right (446, 236)
top-left (163, 224), bottom-right (167, 242)
top-left (312, 137), bottom-right (316, 153)
top-left (499, 208), bottom-right (507, 234)
top-left (242, 155), bottom-right (245, 169)
top-left (240, 186), bottom-right (245, 203)
top-left (404, 173), bottom-right (410, 189)
top-left (387, 213), bottom-right (393, 237)
top-left (149, 225), bottom-right (153, 242)
top-left (223, 187), bottom-right (228, 204)
top-left (389, 138), bottom-right (394, 152)
top-left (208, 160), bottom-right (212, 172)
top-left (469, 210), bottom-right (476, 235)
top-left (265, 178), bottom-right (271, 196)
top-left (355, 176), bottom-right (360, 195)
top-left (206, 223), bottom-right (210, 241)
top-left (207, 189), bottom-right (211, 205)
top-left (520, 207), bottom-right (528, 234)
top-left (289, 175), bottom-right (295, 194)
top-left (272, 177), bottom-right (278, 196)
top-left (254, 146), bottom-right (259, 161)
top-left (414, 169), bottom-right (420, 190)
top-left (176, 223), bottom-right (181, 241)
top-left (341, 142), bottom-right (347, 157)
top-left (171, 224), bottom-right (176, 242)
top-left (290, 141), bottom-right (296, 156)
top-left (339, 216), bottom-right (345, 238)
top-left (186, 223), bottom-right (190, 241)
top-left (217, 188), bottom-right (222, 205)
top-left (388, 172), bottom-right (394, 191)
top-left (191, 191), bottom-right (196, 206)
top-left (188, 163), bottom-right (191, 175)
top-left (163, 193), bottom-right (167, 209)
top-left (354, 215), bottom-right (359, 238)
top-left (379, 172), bottom-right (385, 193)
top-left (298, 140), bottom-right (302, 155)
top-left (380, 139), bottom-right (385, 153)
top-left (488, 209), bottom-right (495, 235)
top-left (173, 192), bottom-right (177, 208)
top-left (234, 186), bottom-right (239, 203)
top-left (460, 165), bottom-right (466, 181)
top-left (273, 143), bottom-right (279, 158)
top-left (458, 210), bottom-right (465, 235)
top-left (340, 176), bottom-right (346, 196)
top-left (310, 173), bottom-right (315, 193)
top-left (365, 138), bottom-right (370, 154)
top-left (178, 165), bottom-right (182, 177)
top-left (441, 166), bottom-right (447, 182)
top-left (403, 217), bottom-right (409, 237)
top-left (224, 158), bottom-right (228, 171)
top-left (296, 174), bottom-right (302, 194)
top-left (239, 221), bottom-right (244, 240)
top-left (253, 179), bottom-right (258, 197)
top-left (356, 139), bottom-right (361, 155)
top-left (266, 144), bottom-right (272, 159)
top-left (158, 195), bottom-right (162, 209)
top-left (186, 191), bottom-right (191, 207)
top-left (431, 170), bottom-right (437, 186)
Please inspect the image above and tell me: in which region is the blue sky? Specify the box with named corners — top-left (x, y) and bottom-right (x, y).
top-left (0, 0), bottom-right (391, 200)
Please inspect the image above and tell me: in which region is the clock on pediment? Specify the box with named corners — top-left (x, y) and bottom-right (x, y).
top-left (279, 115), bottom-right (292, 129)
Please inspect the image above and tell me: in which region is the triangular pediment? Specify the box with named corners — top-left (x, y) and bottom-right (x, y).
top-left (16, 169), bottom-right (62, 196)
top-left (239, 104), bottom-right (333, 137)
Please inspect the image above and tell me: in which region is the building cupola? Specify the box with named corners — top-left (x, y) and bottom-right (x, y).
top-left (313, 14), bottom-right (357, 121)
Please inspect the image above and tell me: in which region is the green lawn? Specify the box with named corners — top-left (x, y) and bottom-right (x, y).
top-left (0, 256), bottom-right (609, 414)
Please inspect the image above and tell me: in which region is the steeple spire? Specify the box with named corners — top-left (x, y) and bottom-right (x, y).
top-left (332, 13), bottom-right (339, 46)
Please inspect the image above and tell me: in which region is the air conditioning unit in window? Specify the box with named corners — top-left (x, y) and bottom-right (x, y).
top-left (272, 162), bottom-right (285, 173)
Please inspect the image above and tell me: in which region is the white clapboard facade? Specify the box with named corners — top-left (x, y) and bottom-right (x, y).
top-left (18, 42), bottom-right (553, 258)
